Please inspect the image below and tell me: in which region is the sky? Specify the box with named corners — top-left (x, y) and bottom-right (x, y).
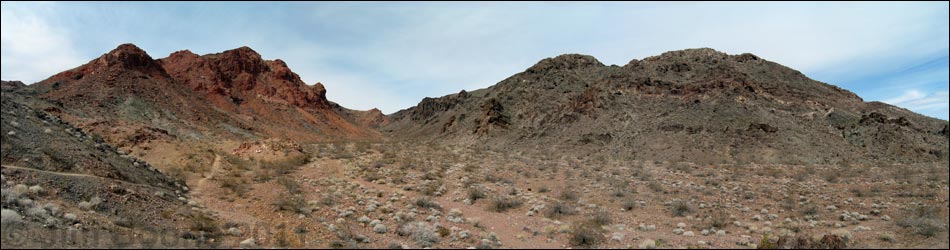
top-left (1, 2), bottom-right (948, 120)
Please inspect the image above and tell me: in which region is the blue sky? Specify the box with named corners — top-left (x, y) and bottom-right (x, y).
top-left (2, 2), bottom-right (947, 120)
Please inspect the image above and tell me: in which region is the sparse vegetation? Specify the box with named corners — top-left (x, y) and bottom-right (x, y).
top-left (897, 205), bottom-right (947, 237)
top-left (588, 209), bottom-right (612, 226)
top-left (273, 195), bottom-right (307, 214)
top-left (670, 200), bottom-right (695, 217)
top-left (545, 201), bottom-right (577, 219)
top-left (559, 189), bottom-right (579, 201)
top-left (414, 196), bottom-right (442, 210)
top-left (277, 177), bottom-right (301, 195)
top-left (397, 221), bottom-right (440, 248)
top-left (220, 176), bottom-right (250, 197)
top-left (487, 195), bottom-right (523, 213)
top-left (569, 220), bottom-right (606, 248)
top-left (467, 187), bottom-right (487, 203)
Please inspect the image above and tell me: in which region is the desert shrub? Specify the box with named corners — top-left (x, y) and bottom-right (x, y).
top-left (113, 217), bottom-right (135, 228)
top-left (897, 205), bottom-right (947, 237)
top-left (320, 193), bottom-right (339, 207)
top-left (670, 200), bottom-right (695, 217)
top-left (820, 168), bottom-right (842, 183)
top-left (467, 187), bottom-right (486, 203)
top-left (648, 181), bottom-right (665, 193)
top-left (611, 187), bottom-right (631, 198)
top-left (278, 177), bottom-right (301, 195)
top-left (781, 196), bottom-right (797, 211)
top-left (1, 188), bottom-right (22, 205)
top-left (569, 220), bottom-right (606, 248)
top-left (800, 204), bottom-right (820, 216)
top-left (538, 186), bottom-right (550, 193)
top-left (588, 210), bottom-right (612, 226)
top-left (487, 196), bottom-right (523, 213)
top-left (220, 176), bottom-right (249, 197)
top-left (546, 201), bottom-right (577, 219)
top-left (758, 234), bottom-right (778, 249)
top-left (418, 181), bottom-right (443, 196)
top-left (414, 196), bottom-right (442, 210)
top-left (878, 232), bottom-right (895, 242)
top-left (850, 187), bottom-right (880, 198)
top-left (274, 195), bottom-right (307, 214)
top-left (398, 222), bottom-right (439, 248)
top-left (507, 187), bottom-right (518, 196)
top-left (26, 206), bottom-right (48, 218)
top-left (705, 210), bottom-right (730, 229)
top-left (672, 162), bottom-right (692, 174)
top-left (261, 154), bottom-right (310, 176)
top-left (386, 242), bottom-right (403, 249)
top-left (622, 198), bottom-right (638, 211)
top-left (559, 189), bottom-right (579, 201)
top-left (773, 235), bottom-right (847, 249)
top-left (437, 226), bottom-right (451, 238)
top-left (27, 185), bottom-right (44, 195)
top-left (743, 191), bottom-right (757, 200)
top-left (79, 197), bottom-right (102, 211)
top-left (189, 213), bottom-right (220, 236)
top-left (793, 170), bottom-right (810, 182)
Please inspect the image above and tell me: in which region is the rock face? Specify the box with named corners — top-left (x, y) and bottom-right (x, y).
top-left (26, 43), bottom-right (381, 148)
top-left (159, 47), bottom-right (331, 110)
top-left (385, 48), bottom-right (949, 165)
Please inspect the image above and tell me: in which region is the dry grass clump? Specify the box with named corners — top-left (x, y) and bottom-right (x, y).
top-left (569, 220), bottom-right (606, 248)
top-left (897, 205), bottom-right (947, 237)
top-left (487, 196), bottom-right (523, 213)
top-left (670, 200), bottom-right (695, 217)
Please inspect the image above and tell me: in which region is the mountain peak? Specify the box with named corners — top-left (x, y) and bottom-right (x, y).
top-left (223, 46), bottom-right (262, 59)
top-left (205, 46), bottom-right (268, 76)
top-left (167, 49), bottom-right (199, 59)
top-left (94, 43), bottom-right (161, 71)
top-left (527, 54), bottom-right (604, 72)
top-left (642, 47), bottom-right (730, 62)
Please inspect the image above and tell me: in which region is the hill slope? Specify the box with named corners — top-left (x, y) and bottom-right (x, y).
top-left (2, 88), bottom-right (206, 248)
top-left (384, 48), bottom-right (949, 165)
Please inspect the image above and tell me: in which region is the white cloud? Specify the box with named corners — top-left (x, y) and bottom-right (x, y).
top-left (884, 90), bottom-right (949, 112)
top-left (0, 2), bottom-right (84, 83)
top-left (883, 90), bottom-right (927, 105)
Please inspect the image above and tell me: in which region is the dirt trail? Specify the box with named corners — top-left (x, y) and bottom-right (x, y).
top-left (1, 165), bottom-right (161, 189)
top-left (192, 154), bottom-right (224, 195)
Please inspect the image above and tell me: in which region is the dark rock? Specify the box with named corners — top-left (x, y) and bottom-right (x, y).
top-left (748, 123), bottom-right (778, 133)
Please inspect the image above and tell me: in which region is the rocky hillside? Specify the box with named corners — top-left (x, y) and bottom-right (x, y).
top-left (16, 44), bottom-right (381, 150)
top-left (384, 48), bottom-right (950, 165)
top-left (2, 88), bottom-right (206, 248)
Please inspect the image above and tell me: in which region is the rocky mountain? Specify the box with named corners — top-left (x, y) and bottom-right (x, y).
top-left (383, 48), bottom-right (949, 165)
top-left (17, 44), bottom-right (382, 150)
